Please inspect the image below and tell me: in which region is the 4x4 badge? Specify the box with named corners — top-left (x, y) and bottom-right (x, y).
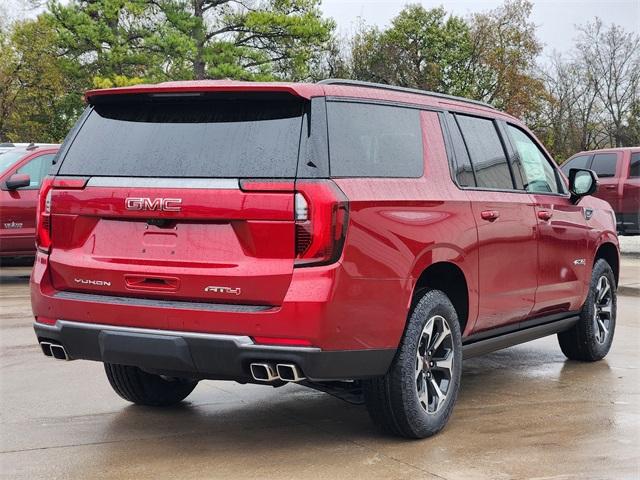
top-left (204, 286), bottom-right (241, 295)
top-left (2, 221), bottom-right (22, 229)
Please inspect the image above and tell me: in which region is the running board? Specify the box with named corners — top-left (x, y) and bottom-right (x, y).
top-left (462, 316), bottom-right (579, 359)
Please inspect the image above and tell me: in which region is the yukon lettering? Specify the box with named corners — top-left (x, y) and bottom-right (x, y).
top-left (74, 278), bottom-right (112, 287)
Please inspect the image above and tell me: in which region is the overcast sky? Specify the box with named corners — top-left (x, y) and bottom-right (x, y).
top-left (321, 0), bottom-right (640, 55)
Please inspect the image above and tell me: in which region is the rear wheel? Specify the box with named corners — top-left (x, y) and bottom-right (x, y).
top-left (104, 363), bottom-right (198, 406)
top-left (363, 290), bottom-right (462, 438)
top-left (558, 259), bottom-right (617, 361)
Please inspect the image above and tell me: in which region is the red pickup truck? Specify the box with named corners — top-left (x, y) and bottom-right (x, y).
top-left (561, 147), bottom-right (640, 235)
top-left (0, 145), bottom-right (60, 257)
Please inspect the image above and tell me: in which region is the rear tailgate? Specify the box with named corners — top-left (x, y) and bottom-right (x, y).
top-left (48, 92), bottom-right (304, 307)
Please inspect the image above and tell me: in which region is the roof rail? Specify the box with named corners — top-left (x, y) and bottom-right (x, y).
top-left (317, 79), bottom-right (496, 110)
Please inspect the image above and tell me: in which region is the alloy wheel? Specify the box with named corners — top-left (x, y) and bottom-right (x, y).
top-left (415, 315), bottom-right (454, 414)
top-left (593, 275), bottom-right (613, 344)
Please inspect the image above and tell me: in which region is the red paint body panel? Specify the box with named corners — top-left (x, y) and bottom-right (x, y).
top-left (0, 147), bottom-right (59, 257)
top-left (467, 190), bottom-right (538, 330)
top-left (48, 186), bottom-right (296, 306)
top-left (30, 80), bottom-right (620, 362)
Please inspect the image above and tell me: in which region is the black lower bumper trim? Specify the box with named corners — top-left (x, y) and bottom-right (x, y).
top-left (34, 321), bottom-right (396, 382)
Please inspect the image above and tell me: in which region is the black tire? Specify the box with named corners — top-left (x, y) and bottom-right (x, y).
top-left (104, 363), bottom-right (198, 406)
top-left (362, 290), bottom-right (463, 439)
top-left (558, 259), bottom-right (617, 361)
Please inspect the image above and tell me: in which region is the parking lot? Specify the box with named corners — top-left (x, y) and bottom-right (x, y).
top-left (1, 260), bottom-right (638, 480)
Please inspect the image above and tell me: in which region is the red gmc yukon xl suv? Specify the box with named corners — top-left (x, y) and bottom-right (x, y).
top-left (31, 80), bottom-right (619, 438)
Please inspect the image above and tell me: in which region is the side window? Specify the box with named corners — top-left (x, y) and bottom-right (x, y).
top-left (447, 115), bottom-right (476, 187)
top-left (455, 114), bottom-right (513, 190)
top-left (561, 155), bottom-right (591, 175)
top-left (16, 154), bottom-right (55, 188)
top-left (327, 102), bottom-right (423, 177)
top-left (506, 125), bottom-right (560, 194)
top-left (591, 153), bottom-right (618, 177)
top-left (629, 152), bottom-right (640, 178)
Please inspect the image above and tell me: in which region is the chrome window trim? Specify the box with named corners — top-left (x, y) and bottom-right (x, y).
top-left (86, 177), bottom-right (240, 189)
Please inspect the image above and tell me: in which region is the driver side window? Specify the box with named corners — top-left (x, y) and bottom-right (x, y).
top-left (506, 125), bottom-right (561, 194)
top-left (16, 153), bottom-right (55, 189)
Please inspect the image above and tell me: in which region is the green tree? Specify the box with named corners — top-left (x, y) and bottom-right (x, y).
top-left (468, 0), bottom-right (544, 118)
top-left (47, 0), bottom-right (163, 88)
top-left (348, 6), bottom-right (474, 96)
top-left (153, 0), bottom-right (335, 80)
top-left (0, 16), bottom-right (83, 142)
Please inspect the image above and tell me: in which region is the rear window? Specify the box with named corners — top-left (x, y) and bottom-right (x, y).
top-left (58, 96), bottom-right (304, 178)
top-left (327, 102), bottom-right (423, 177)
top-left (629, 152), bottom-right (640, 178)
top-left (591, 153), bottom-right (618, 177)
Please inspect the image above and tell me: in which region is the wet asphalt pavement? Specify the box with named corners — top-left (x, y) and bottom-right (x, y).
top-left (0, 260), bottom-right (638, 479)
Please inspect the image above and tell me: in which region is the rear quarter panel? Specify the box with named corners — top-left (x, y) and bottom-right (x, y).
top-left (333, 111), bottom-right (478, 348)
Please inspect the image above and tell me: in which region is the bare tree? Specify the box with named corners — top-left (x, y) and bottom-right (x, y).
top-left (576, 19), bottom-right (640, 147)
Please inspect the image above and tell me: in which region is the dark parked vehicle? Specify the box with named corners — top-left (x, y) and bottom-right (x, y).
top-left (0, 145), bottom-right (60, 257)
top-left (32, 80), bottom-right (618, 438)
top-left (561, 147), bottom-right (640, 235)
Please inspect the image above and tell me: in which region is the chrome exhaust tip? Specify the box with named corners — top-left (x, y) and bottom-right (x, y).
top-left (49, 344), bottom-right (69, 361)
top-left (250, 363), bottom-right (278, 382)
top-left (276, 364), bottom-right (305, 382)
top-left (40, 341), bottom-right (53, 357)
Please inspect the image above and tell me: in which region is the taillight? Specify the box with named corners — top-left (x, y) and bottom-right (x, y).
top-left (294, 180), bottom-right (349, 267)
top-left (35, 176), bottom-right (88, 253)
top-left (35, 176), bottom-right (54, 252)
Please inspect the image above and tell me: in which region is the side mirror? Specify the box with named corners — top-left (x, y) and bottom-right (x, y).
top-left (5, 173), bottom-right (31, 190)
top-left (568, 168), bottom-right (598, 204)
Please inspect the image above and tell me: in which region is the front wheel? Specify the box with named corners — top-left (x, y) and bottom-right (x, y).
top-left (362, 290), bottom-right (463, 438)
top-left (558, 259), bottom-right (617, 361)
top-left (104, 363), bottom-right (198, 406)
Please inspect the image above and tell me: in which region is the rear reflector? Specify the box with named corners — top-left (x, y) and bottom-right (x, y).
top-left (252, 336), bottom-right (313, 347)
top-left (294, 180), bottom-right (349, 267)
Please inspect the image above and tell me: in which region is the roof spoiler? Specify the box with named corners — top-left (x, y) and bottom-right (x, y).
top-left (85, 81), bottom-right (321, 103)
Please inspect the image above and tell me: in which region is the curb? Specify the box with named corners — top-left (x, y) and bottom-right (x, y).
top-left (618, 285), bottom-right (640, 297)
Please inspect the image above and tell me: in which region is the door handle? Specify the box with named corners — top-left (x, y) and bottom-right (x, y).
top-left (604, 185), bottom-right (616, 190)
top-left (537, 210), bottom-right (553, 221)
top-left (480, 210), bottom-right (500, 221)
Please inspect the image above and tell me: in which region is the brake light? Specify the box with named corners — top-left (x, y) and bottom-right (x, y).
top-left (36, 176), bottom-right (89, 253)
top-left (294, 180), bottom-right (349, 267)
top-left (36, 176), bottom-right (54, 252)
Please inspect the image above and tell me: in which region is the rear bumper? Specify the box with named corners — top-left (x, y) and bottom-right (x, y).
top-left (31, 252), bottom-right (409, 351)
top-left (34, 320), bottom-right (395, 381)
